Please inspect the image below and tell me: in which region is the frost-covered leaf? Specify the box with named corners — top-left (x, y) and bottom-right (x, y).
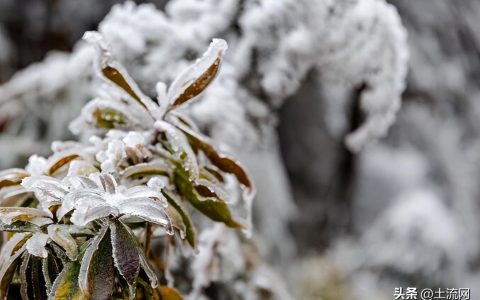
top-left (0, 207), bottom-right (52, 226)
top-left (48, 225), bottom-right (78, 260)
top-left (20, 252), bottom-right (48, 300)
top-left (160, 286), bottom-right (183, 300)
top-left (121, 224), bottom-right (158, 289)
top-left (70, 204), bottom-right (118, 227)
top-left (95, 106), bottom-right (129, 129)
top-left (47, 153), bottom-right (80, 175)
top-left (165, 204), bottom-right (186, 239)
top-left (0, 185), bottom-right (31, 207)
top-left (21, 175), bottom-right (69, 209)
top-left (174, 166), bottom-right (243, 228)
top-left (117, 197), bottom-right (172, 232)
top-left (176, 123), bottom-right (253, 193)
top-left (67, 160), bottom-right (99, 177)
top-left (155, 121), bottom-right (199, 180)
top-left (0, 233), bottom-right (29, 298)
top-left (83, 31), bottom-right (160, 118)
top-left (65, 176), bottom-right (98, 190)
top-left (42, 253), bottom-right (61, 294)
top-left (120, 162), bottom-right (170, 182)
top-left (78, 226), bottom-right (115, 299)
top-left (110, 221), bottom-right (140, 297)
top-left (50, 261), bottom-right (85, 300)
top-left (94, 173), bottom-right (118, 194)
top-left (0, 220), bottom-right (39, 233)
top-left (167, 39), bottom-right (227, 110)
top-left (25, 232), bottom-right (49, 258)
top-left (73, 98), bottom-right (150, 132)
top-left (200, 166), bottom-right (225, 184)
top-left (102, 66), bottom-right (146, 109)
top-left (0, 168), bottom-right (29, 188)
top-left (56, 190), bottom-right (101, 221)
top-left (162, 190), bottom-right (197, 249)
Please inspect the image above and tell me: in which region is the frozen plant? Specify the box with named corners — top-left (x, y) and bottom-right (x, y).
top-left (0, 31), bottom-right (261, 299)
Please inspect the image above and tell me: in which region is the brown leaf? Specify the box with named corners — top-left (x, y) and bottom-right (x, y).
top-left (171, 58), bottom-right (220, 108)
top-left (167, 39), bottom-right (227, 111)
top-left (0, 168), bottom-right (29, 188)
top-left (102, 66), bottom-right (147, 110)
top-left (48, 154), bottom-right (80, 175)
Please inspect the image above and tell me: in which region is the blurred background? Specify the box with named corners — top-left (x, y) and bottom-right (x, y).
top-left (1, 0), bottom-right (480, 299)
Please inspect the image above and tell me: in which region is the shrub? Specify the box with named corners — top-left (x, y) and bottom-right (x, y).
top-left (0, 31), bottom-right (253, 299)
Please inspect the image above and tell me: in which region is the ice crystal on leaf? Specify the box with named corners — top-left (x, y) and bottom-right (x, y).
top-left (0, 32), bottom-right (255, 299)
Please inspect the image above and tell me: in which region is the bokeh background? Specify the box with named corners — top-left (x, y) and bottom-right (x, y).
top-left (1, 0), bottom-right (480, 299)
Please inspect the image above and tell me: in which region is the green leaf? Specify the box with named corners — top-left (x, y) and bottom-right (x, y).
top-left (110, 220), bottom-right (140, 298)
top-left (50, 261), bottom-right (85, 300)
top-left (78, 226), bottom-right (115, 299)
top-left (174, 166), bottom-right (243, 228)
top-left (161, 191), bottom-right (197, 249)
